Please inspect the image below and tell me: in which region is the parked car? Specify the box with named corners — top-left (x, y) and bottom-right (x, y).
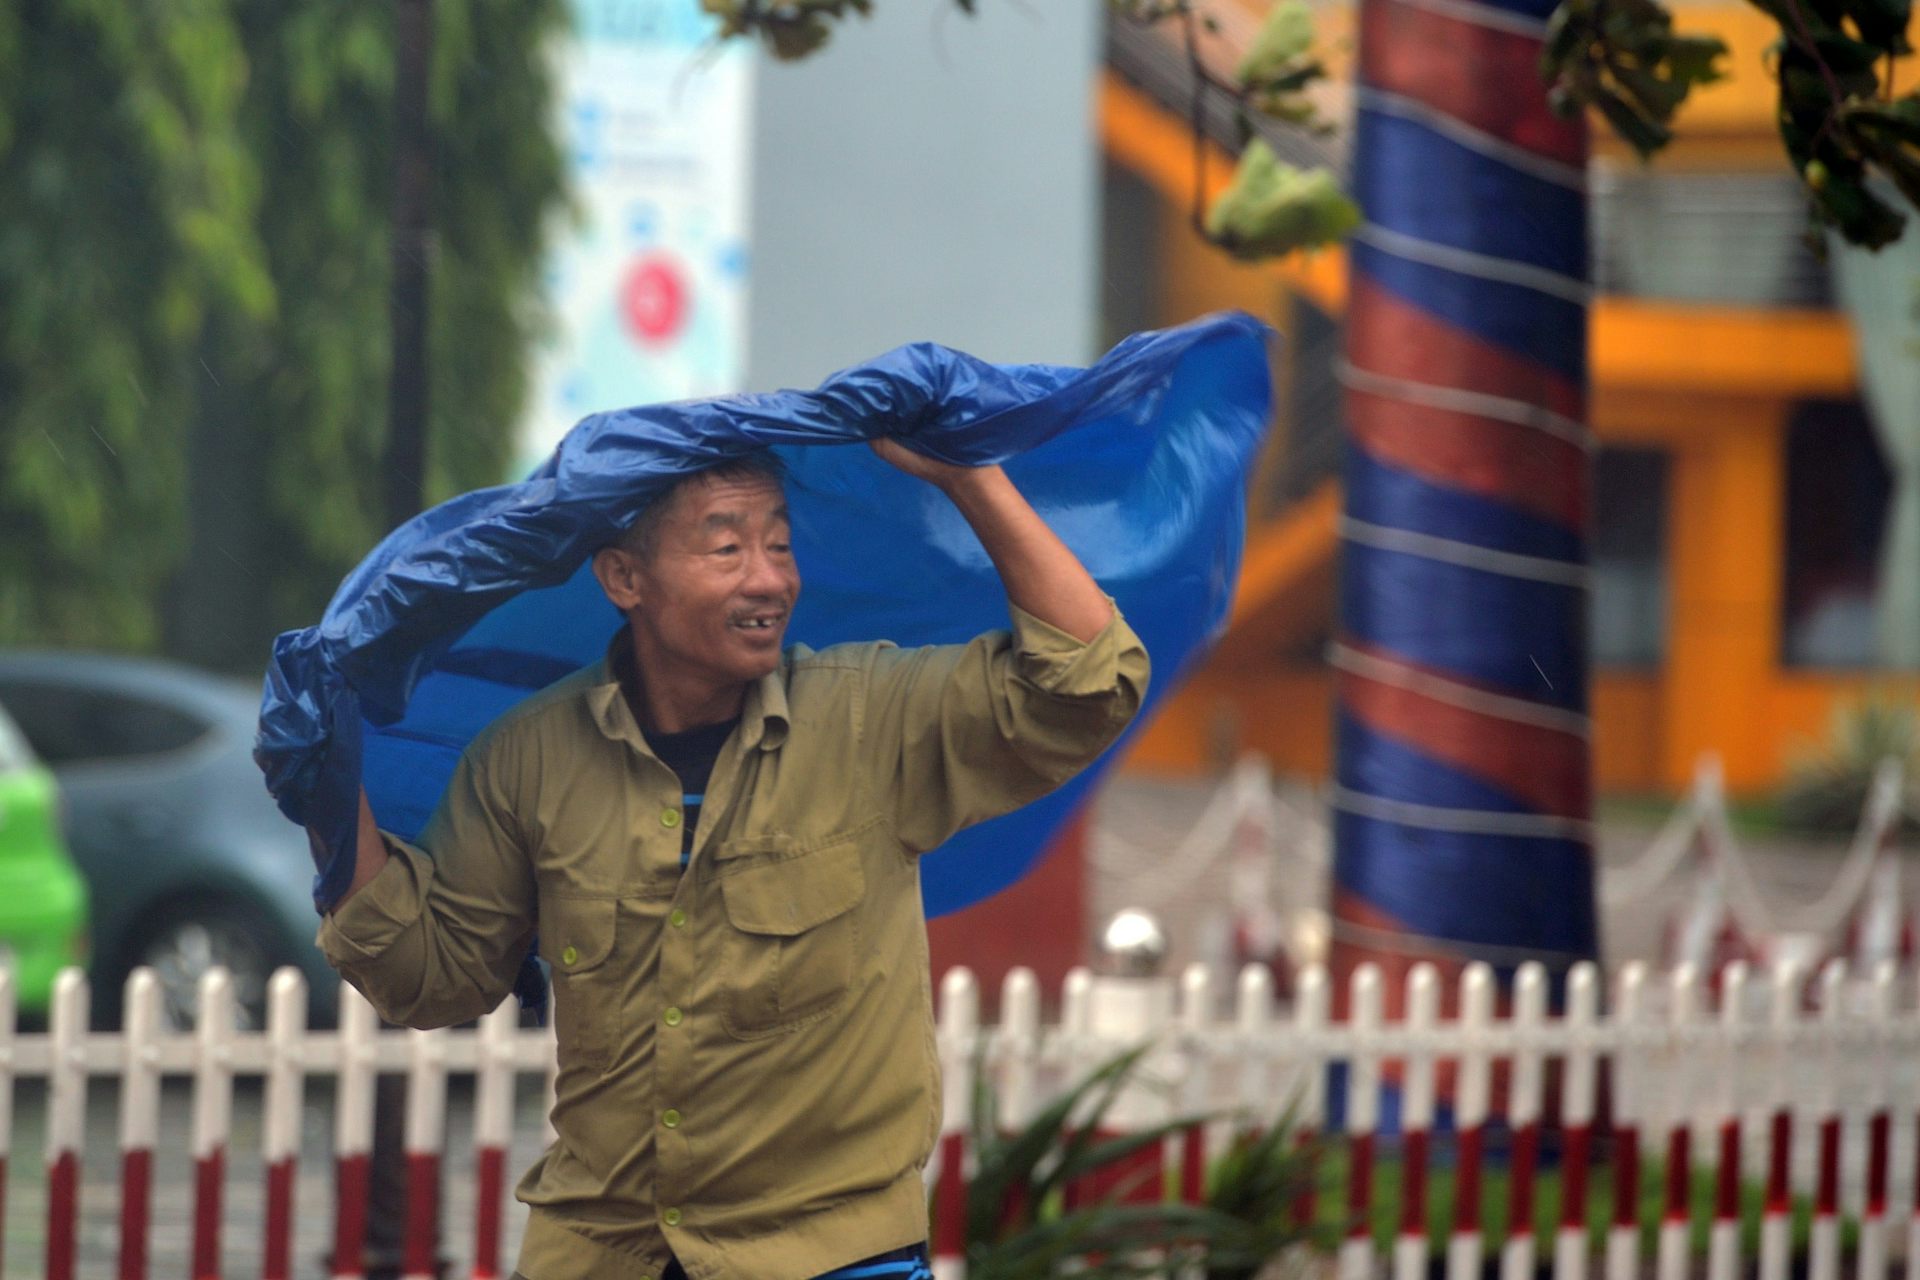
top-left (0, 653), bottom-right (337, 1030)
top-left (0, 699), bottom-right (90, 1019)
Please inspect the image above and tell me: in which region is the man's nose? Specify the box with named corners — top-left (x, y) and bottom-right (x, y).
top-left (743, 546), bottom-right (791, 595)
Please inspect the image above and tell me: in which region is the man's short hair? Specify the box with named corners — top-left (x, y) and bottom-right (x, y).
top-left (615, 453), bottom-right (789, 561)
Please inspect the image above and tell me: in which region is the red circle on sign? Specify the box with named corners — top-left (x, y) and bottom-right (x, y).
top-left (621, 255), bottom-right (688, 345)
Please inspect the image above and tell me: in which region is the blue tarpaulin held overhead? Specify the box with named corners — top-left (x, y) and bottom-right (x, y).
top-left (256, 311), bottom-right (1275, 942)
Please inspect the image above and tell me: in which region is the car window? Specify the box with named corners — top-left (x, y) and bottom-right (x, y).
top-left (0, 704), bottom-right (37, 771)
top-left (0, 680), bottom-right (212, 766)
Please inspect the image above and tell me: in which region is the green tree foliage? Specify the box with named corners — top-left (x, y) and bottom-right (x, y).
top-left (0, 0), bottom-right (270, 650)
top-left (0, 0), bottom-right (568, 666)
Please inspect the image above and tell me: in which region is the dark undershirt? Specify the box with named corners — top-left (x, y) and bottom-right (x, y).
top-left (646, 717), bottom-right (737, 865)
top-left (612, 633), bottom-right (739, 866)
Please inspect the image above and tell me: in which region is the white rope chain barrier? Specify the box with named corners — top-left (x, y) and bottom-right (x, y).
top-left (1093, 754), bottom-right (1908, 954)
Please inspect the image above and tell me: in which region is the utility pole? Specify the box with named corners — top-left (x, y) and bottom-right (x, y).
top-left (384, 0), bottom-right (434, 530)
top-left (369, 2), bottom-right (440, 1277)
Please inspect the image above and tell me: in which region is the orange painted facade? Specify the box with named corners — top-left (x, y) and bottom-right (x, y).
top-left (1103, 7), bottom-right (1902, 799)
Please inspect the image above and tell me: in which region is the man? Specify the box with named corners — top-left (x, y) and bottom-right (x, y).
top-left (316, 439), bottom-right (1149, 1280)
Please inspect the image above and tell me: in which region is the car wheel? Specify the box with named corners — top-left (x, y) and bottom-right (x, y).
top-left (136, 906), bottom-right (281, 1032)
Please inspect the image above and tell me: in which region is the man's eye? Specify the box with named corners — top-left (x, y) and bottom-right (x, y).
top-left (770, 543), bottom-right (792, 554)
top-left (713, 544), bottom-right (739, 556)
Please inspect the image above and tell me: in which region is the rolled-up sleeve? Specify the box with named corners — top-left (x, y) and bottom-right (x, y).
top-left (862, 602), bottom-right (1149, 854)
top-left (316, 745), bottom-right (536, 1029)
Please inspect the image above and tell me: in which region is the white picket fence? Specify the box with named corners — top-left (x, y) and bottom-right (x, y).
top-left (7, 955), bottom-right (1920, 1280)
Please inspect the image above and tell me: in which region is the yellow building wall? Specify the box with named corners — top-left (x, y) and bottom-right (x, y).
top-left (1102, 7), bottom-right (1897, 798)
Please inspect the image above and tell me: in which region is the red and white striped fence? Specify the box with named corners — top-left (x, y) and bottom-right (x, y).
top-left (4, 953), bottom-right (1920, 1280)
top-left (930, 956), bottom-right (1920, 1280)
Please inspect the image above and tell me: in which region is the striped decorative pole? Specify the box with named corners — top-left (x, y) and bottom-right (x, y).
top-left (1332, 0), bottom-right (1597, 994)
top-left (118, 970), bottom-right (163, 1280)
top-left (931, 966), bottom-right (977, 1280)
top-left (403, 1026), bottom-right (449, 1280)
top-left (45, 969), bottom-right (88, 1280)
top-left (1446, 964), bottom-right (1495, 1280)
top-left (1605, 964), bottom-right (1648, 1280)
top-left (472, 999), bottom-right (519, 1280)
top-left (191, 968), bottom-right (236, 1280)
top-left (1657, 967), bottom-right (1700, 1280)
top-left (1339, 965), bottom-right (1383, 1280)
top-left (1501, 964), bottom-right (1546, 1280)
top-left (333, 984), bottom-right (379, 1280)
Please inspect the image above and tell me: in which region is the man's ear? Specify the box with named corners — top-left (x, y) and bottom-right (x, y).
top-left (592, 546), bottom-right (645, 612)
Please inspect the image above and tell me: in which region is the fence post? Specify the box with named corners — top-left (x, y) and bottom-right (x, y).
top-left (1448, 963), bottom-right (1495, 1280)
top-left (118, 969), bottom-right (162, 1280)
top-left (1759, 960), bottom-right (1801, 1280)
top-left (259, 970), bottom-right (307, 1280)
top-left (1235, 963), bottom-right (1275, 1146)
top-left (1178, 963), bottom-right (1212, 1205)
top-left (1555, 963), bottom-right (1600, 1280)
top-left (191, 968), bottom-right (235, 1280)
top-left (1502, 962), bottom-right (1548, 1280)
top-left (1708, 961), bottom-right (1749, 1280)
top-left (472, 999), bottom-right (518, 1280)
top-left (1811, 961), bottom-right (1845, 1280)
top-left (402, 1026), bottom-right (448, 1280)
top-left (1000, 967), bottom-right (1041, 1130)
top-left (333, 983), bottom-right (379, 1280)
top-left (1657, 965), bottom-right (1700, 1280)
top-left (46, 967), bottom-right (88, 1280)
top-left (1856, 961), bottom-right (1896, 1280)
top-left (1082, 959), bottom-right (1175, 1206)
top-left (1339, 963), bottom-right (1382, 1280)
top-left (0, 965), bottom-right (13, 1280)
top-left (1292, 964), bottom-right (1329, 1231)
top-left (932, 967), bottom-right (977, 1280)
top-left (1395, 964), bottom-right (1439, 1280)
top-left (1605, 963), bottom-right (1647, 1280)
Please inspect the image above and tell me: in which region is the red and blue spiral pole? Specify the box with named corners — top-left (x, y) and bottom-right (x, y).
top-left (1331, 0), bottom-right (1599, 997)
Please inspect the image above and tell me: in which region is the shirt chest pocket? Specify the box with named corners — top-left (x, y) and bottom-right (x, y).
top-left (538, 895), bottom-right (618, 1074)
top-left (716, 838), bottom-right (865, 1040)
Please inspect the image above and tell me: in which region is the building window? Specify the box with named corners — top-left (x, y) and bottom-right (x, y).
top-left (1592, 448), bottom-right (1671, 667)
top-left (1783, 399), bottom-right (1893, 668)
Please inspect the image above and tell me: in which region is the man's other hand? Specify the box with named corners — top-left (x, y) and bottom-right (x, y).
top-left (867, 438), bottom-right (993, 492)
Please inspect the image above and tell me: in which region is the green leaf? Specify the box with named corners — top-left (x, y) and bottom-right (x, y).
top-left (1205, 140), bottom-right (1361, 257)
top-left (1238, 0), bottom-right (1316, 86)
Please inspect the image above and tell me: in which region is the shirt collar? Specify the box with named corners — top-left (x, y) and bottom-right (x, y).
top-left (585, 626), bottom-right (789, 754)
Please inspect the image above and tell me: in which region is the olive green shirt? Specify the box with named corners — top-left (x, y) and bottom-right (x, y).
top-left (317, 606), bottom-right (1149, 1280)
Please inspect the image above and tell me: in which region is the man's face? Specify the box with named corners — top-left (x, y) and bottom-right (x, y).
top-left (611, 474), bottom-right (800, 690)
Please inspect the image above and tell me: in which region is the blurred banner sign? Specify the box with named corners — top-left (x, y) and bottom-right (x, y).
top-left (518, 1), bottom-right (754, 473)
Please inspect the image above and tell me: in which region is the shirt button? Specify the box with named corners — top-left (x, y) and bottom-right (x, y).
top-left (661, 808), bottom-right (681, 829)
top-left (560, 945), bottom-right (578, 966)
top-left (663, 1208), bottom-right (683, 1227)
top-left (662, 1108), bottom-right (681, 1129)
top-left (668, 908), bottom-right (687, 928)
top-left (663, 1006), bottom-right (683, 1027)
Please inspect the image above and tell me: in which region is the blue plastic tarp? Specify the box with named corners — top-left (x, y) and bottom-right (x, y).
top-left (256, 311), bottom-right (1274, 936)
